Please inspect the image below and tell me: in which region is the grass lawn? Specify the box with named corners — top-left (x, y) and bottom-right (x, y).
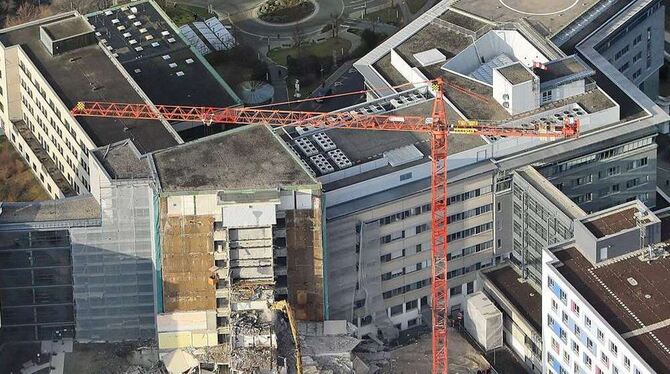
top-left (364, 6), bottom-right (402, 26)
top-left (0, 136), bottom-right (49, 202)
top-left (267, 37), bottom-right (352, 65)
top-left (163, 3), bottom-right (211, 26)
top-left (406, 0), bottom-right (428, 14)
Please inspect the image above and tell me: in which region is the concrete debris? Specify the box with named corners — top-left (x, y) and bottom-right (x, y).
top-left (231, 346), bottom-right (274, 373)
top-left (232, 310), bottom-right (273, 335)
top-left (301, 336), bottom-right (361, 357)
top-left (181, 345), bottom-right (230, 364)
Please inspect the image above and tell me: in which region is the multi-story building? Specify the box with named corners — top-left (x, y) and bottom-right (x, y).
top-left (318, 0), bottom-right (668, 340)
top-left (542, 200), bottom-right (670, 373)
top-left (0, 1), bottom-right (239, 199)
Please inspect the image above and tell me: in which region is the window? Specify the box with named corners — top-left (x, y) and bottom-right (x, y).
top-left (584, 353), bottom-right (592, 368)
top-left (632, 69), bottom-right (642, 79)
top-left (407, 318), bottom-right (418, 327)
top-left (416, 244), bottom-right (423, 253)
top-left (399, 172), bottom-right (412, 181)
top-left (551, 337), bottom-right (560, 353)
top-left (632, 51), bottom-right (642, 63)
top-left (466, 281), bottom-right (474, 295)
top-left (361, 315), bottom-right (372, 326)
top-left (405, 300), bottom-right (418, 311)
top-left (559, 329), bottom-right (568, 344)
top-left (587, 337), bottom-right (594, 352)
top-left (571, 301), bottom-right (580, 316)
top-left (614, 45), bottom-right (629, 60)
top-left (390, 304), bottom-right (403, 316)
top-left (421, 296), bottom-right (428, 307)
top-left (624, 356), bottom-right (630, 368)
top-left (562, 311), bottom-right (569, 324)
top-left (597, 329), bottom-right (604, 342)
top-left (611, 184), bottom-right (620, 193)
top-left (559, 290), bottom-right (568, 304)
top-left (601, 352), bottom-right (609, 365)
top-left (609, 341), bottom-right (618, 357)
top-left (618, 62), bottom-right (630, 73)
top-left (450, 286), bottom-right (462, 296)
top-left (551, 299), bottom-right (559, 312)
top-left (629, 157), bottom-right (648, 169)
top-left (542, 90), bottom-right (553, 103)
top-left (574, 175), bottom-right (592, 186)
top-left (572, 340), bottom-right (580, 354)
top-left (585, 316), bottom-right (592, 328)
top-left (415, 223), bottom-right (428, 234)
top-left (633, 34), bottom-right (642, 45)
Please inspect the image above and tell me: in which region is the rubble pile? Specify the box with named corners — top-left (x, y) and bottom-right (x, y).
top-left (230, 346), bottom-right (274, 373)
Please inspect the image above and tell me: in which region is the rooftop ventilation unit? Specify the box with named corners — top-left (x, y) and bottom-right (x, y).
top-left (161, 31), bottom-right (170, 36)
top-left (312, 132), bottom-right (336, 151)
top-left (162, 55), bottom-right (171, 60)
top-left (310, 154), bottom-right (335, 174)
top-left (185, 58), bottom-right (194, 64)
top-left (327, 149), bottom-right (352, 169)
top-left (133, 21), bottom-right (141, 27)
top-left (117, 26), bottom-right (126, 31)
top-left (146, 35), bottom-right (154, 41)
top-left (134, 68), bottom-right (141, 73)
top-left (295, 137), bottom-right (318, 156)
top-left (134, 46), bottom-right (143, 52)
top-left (123, 32), bottom-right (131, 38)
top-left (112, 19), bottom-right (120, 24)
top-left (176, 71), bottom-right (184, 77)
top-left (167, 38), bottom-right (176, 43)
top-left (151, 42), bottom-right (160, 47)
top-left (169, 63), bottom-right (178, 68)
top-left (129, 39), bottom-right (137, 45)
top-left (128, 14), bottom-right (136, 20)
top-left (139, 28), bottom-right (147, 33)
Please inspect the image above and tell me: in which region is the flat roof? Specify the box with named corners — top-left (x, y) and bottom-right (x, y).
top-left (0, 14), bottom-right (179, 154)
top-left (0, 195), bottom-right (100, 224)
top-left (152, 126), bottom-right (317, 193)
top-left (497, 63), bottom-right (534, 85)
top-left (86, 1), bottom-right (238, 108)
top-left (42, 15), bottom-right (93, 40)
top-left (395, 23), bottom-right (471, 68)
top-left (484, 266), bottom-right (542, 331)
top-left (452, 0), bottom-right (601, 37)
top-left (536, 56), bottom-right (593, 83)
top-left (582, 207), bottom-right (638, 238)
top-left (92, 140), bottom-right (151, 180)
top-left (554, 246), bottom-right (670, 372)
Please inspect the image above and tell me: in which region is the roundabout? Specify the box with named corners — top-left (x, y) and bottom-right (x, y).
top-left (219, 0), bottom-right (344, 39)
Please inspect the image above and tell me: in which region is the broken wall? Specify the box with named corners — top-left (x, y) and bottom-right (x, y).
top-left (285, 195), bottom-right (324, 321)
top-left (160, 197), bottom-right (216, 312)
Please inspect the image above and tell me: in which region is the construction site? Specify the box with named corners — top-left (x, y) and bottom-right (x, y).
top-left (1, 0), bottom-right (670, 373)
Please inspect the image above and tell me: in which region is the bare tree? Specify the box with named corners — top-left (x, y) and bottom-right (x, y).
top-left (5, 3), bottom-right (54, 27)
top-left (292, 24), bottom-right (304, 57)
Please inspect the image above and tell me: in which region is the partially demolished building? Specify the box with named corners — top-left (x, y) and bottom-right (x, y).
top-left (0, 126), bottom-right (324, 372)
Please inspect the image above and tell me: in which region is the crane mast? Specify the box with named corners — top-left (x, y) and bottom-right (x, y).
top-left (71, 78), bottom-right (579, 374)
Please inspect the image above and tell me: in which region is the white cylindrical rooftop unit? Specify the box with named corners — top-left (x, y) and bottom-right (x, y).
top-left (464, 291), bottom-right (503, 351)
top-left (238, 81), bottom-right (275, 106)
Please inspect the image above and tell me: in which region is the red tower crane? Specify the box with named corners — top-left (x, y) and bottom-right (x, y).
top-left (71, 78), bottom-right (579, 374)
